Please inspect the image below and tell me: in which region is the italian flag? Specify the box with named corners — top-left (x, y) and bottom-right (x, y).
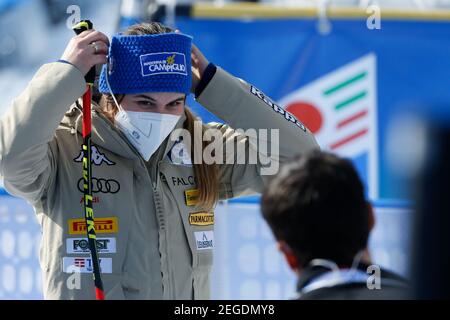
top-left (279, 54), bottom-right (378, 198)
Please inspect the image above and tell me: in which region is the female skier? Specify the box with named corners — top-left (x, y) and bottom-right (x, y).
top-left (0, 22), bottom-right (318, 299)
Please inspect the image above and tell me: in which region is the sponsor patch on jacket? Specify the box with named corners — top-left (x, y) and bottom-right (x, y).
top-left (77, 177), bottom-right (120, 194)
top-left (74, 145), bottom-right (115, 166)
top-left (68, 217), bottom-right (118, 235)
top-left (189, 212), bottom-right (214, 226)
top-left (66, 237), bottom-right (116, 254)
top-left (140, 52), bottom-right (187, 77)
top-left (167, 137), bottom-right (192, 166)
top-left (194, 231), bottom-right (214, 250)
top-left (185, 189), bottom-right (199, 206)
top-left (250, 86), bottom-right (307, 132)
top-left (63, 257), bottom-right (112, 274)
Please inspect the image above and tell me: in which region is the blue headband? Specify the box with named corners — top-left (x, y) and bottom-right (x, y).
top-left (99, 32), bottom-right (192, 95)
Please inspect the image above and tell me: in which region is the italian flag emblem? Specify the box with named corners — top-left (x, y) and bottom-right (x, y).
top-left (279, 54), bottom-right (378, 198)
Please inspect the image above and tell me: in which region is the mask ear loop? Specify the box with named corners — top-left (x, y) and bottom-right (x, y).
top-left (104, 56), bottom-right (124, 114)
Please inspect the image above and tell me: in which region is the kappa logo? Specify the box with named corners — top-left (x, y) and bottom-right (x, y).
top-left (189, 212), bottom-right (214, 226)
top-left (66, 237), bottom-right (116, 254)
top-left (77, 177), bottom-right (120, 194)
top-left (194, 231), bottom-right (214, 250)
top-left (250, 86), bottom-right (307, 132)
top-left (68, 217), bottom-right (118, 235)
top-left (74, 145), bottom-right (115, 166)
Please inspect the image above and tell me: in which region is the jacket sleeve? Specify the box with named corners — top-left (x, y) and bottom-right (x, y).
top-left (0, 62), bottom-right (86, 203)
top-left (195, 67), bottom-right (320, 199)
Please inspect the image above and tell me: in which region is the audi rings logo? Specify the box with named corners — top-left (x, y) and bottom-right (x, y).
top-left (77, 177), bottom-right (121, 194)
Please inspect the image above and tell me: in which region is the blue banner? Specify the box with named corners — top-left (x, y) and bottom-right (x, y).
top-left (177, 16), bottom-right (450, 201)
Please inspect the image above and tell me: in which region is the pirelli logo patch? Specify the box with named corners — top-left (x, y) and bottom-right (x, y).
top-left (68, 217), bottom-right (118, 235)
top-left (189, 212), bottom-right (214, 226)
top-left (185, 188), bottom-right (199, 206)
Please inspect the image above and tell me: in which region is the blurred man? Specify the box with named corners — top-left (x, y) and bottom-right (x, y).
top-left (261, 151), bottom-right (409, 299)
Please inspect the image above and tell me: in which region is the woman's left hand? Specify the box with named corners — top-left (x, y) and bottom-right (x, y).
top-left (175, 29), bottom-right (209, 93)
top-left (191, 44), bottom-right (209, 93)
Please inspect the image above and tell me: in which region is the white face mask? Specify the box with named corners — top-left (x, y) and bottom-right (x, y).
top-left (114, 109), bottom-right (180, 161)
top-left (104, 68), bottom-right (181, 161)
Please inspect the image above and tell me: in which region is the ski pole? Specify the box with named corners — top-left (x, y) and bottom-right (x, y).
top-left (72, 20), bottom-right (105, 300)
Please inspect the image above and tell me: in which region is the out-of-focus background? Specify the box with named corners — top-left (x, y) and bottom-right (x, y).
top-left (1, 0), bottom-right (449, 299)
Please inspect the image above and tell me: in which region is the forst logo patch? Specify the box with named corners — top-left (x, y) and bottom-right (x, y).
top-left (66, 237), bottom-right (116, 254)
top-left (140, 52), bottom-right (187, 77)
top-left (68, 217), bottom-right (118, 235)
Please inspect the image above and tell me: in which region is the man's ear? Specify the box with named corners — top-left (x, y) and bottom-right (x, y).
top-left (277, 240), bottom-right (299, 272)
top-left (367, 202), bottom-right (376, 232)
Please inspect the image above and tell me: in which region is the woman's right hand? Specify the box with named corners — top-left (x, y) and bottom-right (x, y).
top-left (60, 30), bottom-right (110, 76)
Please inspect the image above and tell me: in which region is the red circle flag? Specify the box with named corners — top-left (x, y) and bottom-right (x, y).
top-left (286, 102), bottom-right (323, 134)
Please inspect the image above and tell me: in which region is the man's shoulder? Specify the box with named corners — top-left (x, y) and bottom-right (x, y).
top-left (296, 264), bottom-right (410, 300)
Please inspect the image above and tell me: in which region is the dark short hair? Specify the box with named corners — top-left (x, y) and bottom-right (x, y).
top-left (261, 151), bottom-right (370, 267)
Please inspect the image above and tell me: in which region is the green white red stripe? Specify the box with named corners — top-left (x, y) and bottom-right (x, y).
top-left (279, 54), bottom-right (378, 198)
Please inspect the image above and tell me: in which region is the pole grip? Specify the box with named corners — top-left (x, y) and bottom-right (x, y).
top-left (73, 20), bottom-right (96, 85)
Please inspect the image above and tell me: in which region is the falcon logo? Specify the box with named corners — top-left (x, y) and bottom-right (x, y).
top-left (74, 145), bottom-right (115, 166)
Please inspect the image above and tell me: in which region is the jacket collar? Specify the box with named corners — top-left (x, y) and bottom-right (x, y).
top-left (296, 261), bottom-right (409, 293)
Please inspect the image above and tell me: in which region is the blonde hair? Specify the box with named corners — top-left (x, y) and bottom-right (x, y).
top-left (98, 22), bottom-right (219, 210)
